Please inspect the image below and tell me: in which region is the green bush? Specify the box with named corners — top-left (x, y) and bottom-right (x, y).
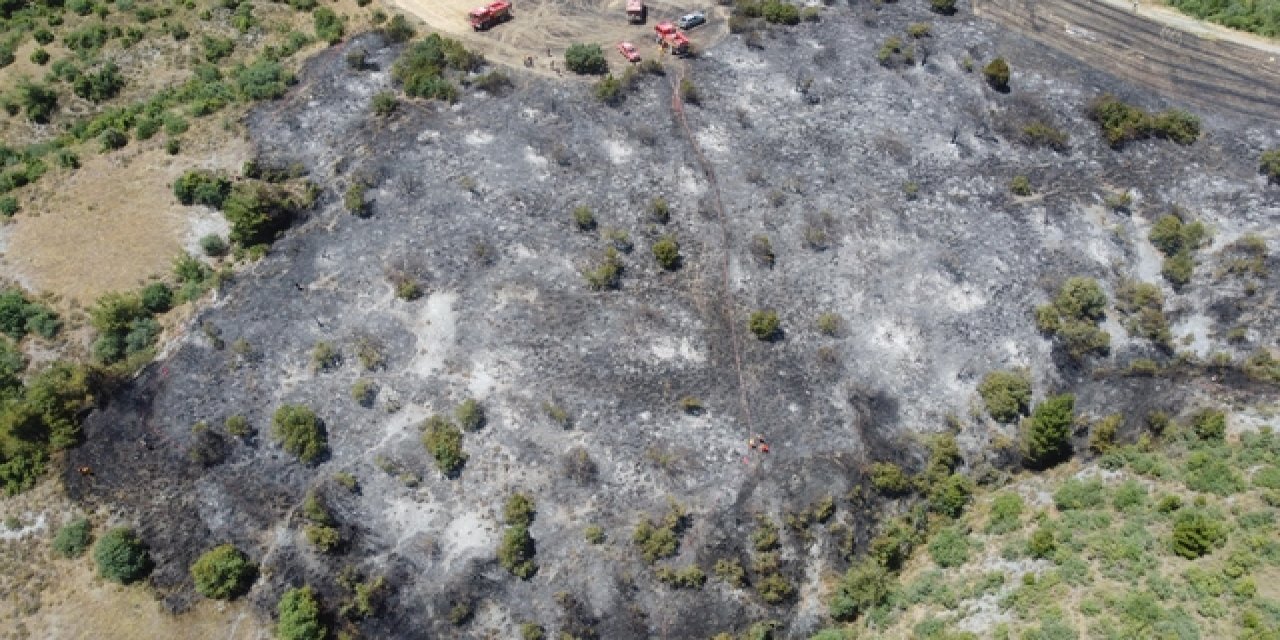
top-left (749, 310), bottom-right (780, 341)
top-left (422, 415), bottom-right (466, 477)
top-left (978, 370), bottom-right (1032, 423)
top-left (1009, 174), bottom-right (1032, 196)
top-left (1024, 394), bottom-right (1075, 468)
top-left (1035, 277), bottom-right (1111, 360)
top-left (222, 182), bottom-right (300, 247)
top-left (983, 58), bottom-right (1010, 91)
top-left (313, 7), bottom-right (344, 44)
top-left (1261, 148), bottom-right (1280, 183)
top-left (199, 234), bottom-right (229, 258)
top-left (94, 527), bottom-right (152, 584)
top-left (503, 492), bottom-right (536, 527)
top-left (191, 544), bottom-right (256, 599)
top-left (234, 57), bottom-right (296, 101)
top-left (565, 44), bottom-right (607, 75)
top-left (1112, 479), bottom-right (1148, 511)
top-left (572, 205), bottom-right (595, 231)
top-left (762, 0), bottom-right (800, 25)
top-left (498, 524), bottom-right (537, 578)
top-left (53, 518), bottom-right (93, 558)
top-left (16, 79), bottom-right (58, 123)
top-left (371, 91), bottom-right (398, 116)
top-left (594, 74), bottom-right (622, 105)
top-left (0, 196), bottom-right (17, 217)
top-left (1190, 408), bottom-right (1226, 442)
top-left (174, 170), bottom-right (231, 208)
top-left (652, 236), bottom-right (681, 270)
top-left (986, 492), bottom-right (1024, 534)
top-left (383, 13), bottom-right (416, 43)
top-left (1053, 478), bottom-right (1105, 510)
top-left (456, 398), bottom-right (485, 431)
top-left (272, 405), bottom-right (327, 464)
top-left (139, 283), bottom-right (173, 314)
top-left (927, 526), bottom-right (970, 568)
top-left (928, 473), bottom-right (973, 518)
top-left (277, 586), bottom-right (326, 640)
top-left (1171, 509), bottom-right (1226, 559)
top-left (830, 560), bottom-right (891, 621)
top-left (1182, 450), bottom-right (1244, 495)
top-left (869, 461), bottom-right (913, 496)
top-left (0, 289), bottom-right (61, 341)
top-left (1028, 525), bottom-right (1056, 559)
top-left (583, 247), bottom-right (623, 290)
top-left (344, 182), bottom-right (368, 216)
top-left (1088, 94), bottom-right (1201, 148)
top-left (656, 564), bottom-right (707, 589)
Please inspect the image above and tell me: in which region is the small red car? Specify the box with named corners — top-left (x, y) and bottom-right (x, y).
top-left (617, 41), bottom-right (641, 63)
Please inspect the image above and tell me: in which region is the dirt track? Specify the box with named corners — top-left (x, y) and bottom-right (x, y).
top-left (973, 0), bottom-right (1280, 120)
top-left (386, 0), bottom-right (728, 76)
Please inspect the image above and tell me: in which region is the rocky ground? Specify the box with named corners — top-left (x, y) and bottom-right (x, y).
top-left (61, 1), bottom-right (1279, 638)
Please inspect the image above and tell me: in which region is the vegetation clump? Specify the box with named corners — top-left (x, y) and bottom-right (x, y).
top-left (1171, 509), bottom-right (1226, 559)
top-left (1088, 94), bottom-right (1201, 148)
top-left (1262, 148), bottom-right (1280, 183)
top-left (1034, 277), bottom-right (1110, 360)
top-left (498, 493), bottom-right (538, 579)
top-left (94, 527), bottom-right (152, 584)
top-left (393, 34), bottom-right (481, 101)
top-left (277, 586), bottom-right (326, 640)
top-left (1148, 211), bottom-right (1208, 289)
top-left (749, 309), bottom-right (781, 341)
top-left (632, 501), bottom-right (688, 563)
top-left (190, 544), bottom-right (257, 599)
top-left (1023, 394), bottom-right (1075, 468)
top-left (978, 369), bottom-right (1032, 423)
top-left (983, 57), bottom-right (1010, 91)
top-left (422, 415), bottom-right (467, 478)
top-left (564, 43), bottom-right (608, 75)
top-left (1114, 280), bottom-right (1172, 348)
top-left (652, 235), bottom-right (681, 270)
top-left (272, 405), bottom-right (326, 464)
top-left (53, 517), bottom-right (93, 558)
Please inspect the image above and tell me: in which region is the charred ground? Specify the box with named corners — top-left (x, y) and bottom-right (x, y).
top-left (64, 2), bottom-right (1280, 638)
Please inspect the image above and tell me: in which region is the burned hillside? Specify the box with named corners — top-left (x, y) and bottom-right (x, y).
top-left (64, 3), bottom-right (1280, 638)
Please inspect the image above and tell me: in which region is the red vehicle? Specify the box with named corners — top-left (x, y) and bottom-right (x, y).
top-left (626, 0), bottom-right (646, 24)
top-left (468, 0), bottom-right (511, 31)
top-left (617, 41), bottom-right (640, 63)
top-left (654, 21), bottom-right (690, 56)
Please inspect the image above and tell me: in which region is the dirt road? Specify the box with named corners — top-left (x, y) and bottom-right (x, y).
top-left (385, 0), bottom-right (728, 76)
top-left (973, 0), bottom-right (1280, 119)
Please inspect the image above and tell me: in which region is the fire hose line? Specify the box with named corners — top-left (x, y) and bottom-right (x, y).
top-left (667, 64), bottom-right (757, 445)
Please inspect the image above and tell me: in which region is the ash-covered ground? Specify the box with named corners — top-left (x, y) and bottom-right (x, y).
top-left (67, 2), bottom-right (1279, 638)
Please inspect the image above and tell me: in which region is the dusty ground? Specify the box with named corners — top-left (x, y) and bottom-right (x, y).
top-left (386, 0), bottom-right (729, 75)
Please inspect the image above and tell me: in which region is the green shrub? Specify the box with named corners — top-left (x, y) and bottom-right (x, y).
top-left (222, 182), bottom-right (300, 247)
top-left (830, 560), bottom-right (891, 621)
top-left (199, 234), bottom-right (229, 257)
top-left (53, 518), bottom-right (93, 558)
top-left (422, 415), bottom-right (466, 477)
top-left (344, 182), bottom-right (368, 216)
top-left (762, 0), bottom-right (800, 24)
top-left (756, 572), bottom-right (794, 603)
top-left (456, 398), bottom-right (485, 431)
top-left (1112, 479), bottom-right (1148, 512)
top-left (30, 48), bottom-right (50, 66)
top-left (503, 492), bottom-right (536, 528)
top-left (272, 405), bottom-right (327, 464)
top-left (564, 43), bottom-right (607, 75)
top-left (498, 524), bottom-right (537, 578)
top-left (1053, 478), bottom-right (1105, 510)
top-left (1190, 408), bottom-right (1226, 442)
top-left (652, 236), bottom-right (681, 270)
top-left (313, 7), bottom-right (344, 44)
top-left (174, 170), bottom-right (231, 208)
top-left (371, 91), bottom-right (398, 116)
top-left (650, 197), bottom-right (670, 223)
top-left (277, 586), bottom-right (326, 640)
top-left (983, 57), bottom-right (1010, 91)
top-left (583, 247), bottom-right (623, 290)
top-left (350, 379), bottom-right (375, 407)
top-left (1028, 525), bottom-right (1056, 559)
top-left (139, 283), bottom-right (173, 314)
top-left (234, 57), bottom-right (296, 101)
top-left (1261, 148), bottom-right (1280, 183)
top-left (594, 74), bottom-right (622, 105)
top-left (656, 564), bottom-right (707, 589)
top-left (986, 492), bottom-right (1024, 534)
top-left (572, 205), bottom-right (595, 231)
top-left (585, 525), bottom-right (605, 544)
top-left (1088, 95), bottom-right (1201, 148)
top-left (94, 527), bottom-right (152, 584)
top-left (1009, 174), bottom-right (1032, 196)
top-left (978, 370), bottom-right (1032, 423)
top-left (0, 196), bottom-right (17, 217)
top-left (749, 310), bottom-right (780, 341)
top-left (1171, 509), bottom-right (1226, 559)
top-left (869, 461), bottom-right (913, 496)
top-left (928, 526), bottom-right (970, 568)
top-left (1024, 394), bottom-right (1075, 468)
top-left (16, 80), bottom-right (58, 123)
top-left (1182, 450), bottom-right (1245, 495)
top-left (928, 473), bottom-right (973, 518)
top-left (0, 289), bottom-right (61, 341)
top-left (191, 544), bottom-right (256, 599)
top-left (930, 0), bottom-right (957, 14)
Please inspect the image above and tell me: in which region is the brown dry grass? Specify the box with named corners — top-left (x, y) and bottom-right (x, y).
top-left (2, 120), bottom-right (251, 310)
